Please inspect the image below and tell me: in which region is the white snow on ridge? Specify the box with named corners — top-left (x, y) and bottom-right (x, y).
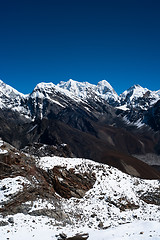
top-left (0, 79), bottom-right (159, 119)
top-left (120, 84), bottom-right (160, 108)
top-left (156, 89), bottom-right (160, 96)
top-left (120, 84), bottom-right (148, 101)
top-left (57, 79), bottom-right (119, 102)
top-left (97, 79), bottom-right (116, 94)
top-left (36, 156), bottom-right (95, 171)
top-left (116, 104), bottom-right (130, 111)
top-left (0, 80), bottom-right (29, 115)
top-left (33, 82), bottom-right (56, 90)
top-left (0, 80), bottom-right (26, 98)
top-left (0, 78), bottom-right (159, 123)
top-left (31, 80), bottom-right (81, 103)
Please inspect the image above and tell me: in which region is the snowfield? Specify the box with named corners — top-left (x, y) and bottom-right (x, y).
top-left (0, 215), bottom-right (160, 240)
top-left (0, 176), bottom-right (31, 205)
top-left (0, 156), bottom-right (160, 239)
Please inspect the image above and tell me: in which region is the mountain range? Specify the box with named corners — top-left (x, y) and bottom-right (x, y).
top-left (0, 78), bottom-right (160, 178)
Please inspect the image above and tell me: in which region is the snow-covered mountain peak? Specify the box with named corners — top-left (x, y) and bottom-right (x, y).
top-left (0, 78), bottom-right (159, 123)
top-left (58, 78), bottom-right (94, 89)
top-left (57, 79), bottom-right (87, 95)
top-left (0, 79), bottom-right (25, 98)
top-left (0, 79), bottom-right (27, 113)
top-left (30, 82), bottom-right (58, 100)
top-left (120, 84), bottom-right (158, 101)
top-left (31, 80), bottom-right (79, 103)
top-left (121, 84), bottom-right (148, 97)
top-left (97, 79), bottom-right (117, 94)
top-left (57, 79), bottom-right (119, 103)
top-left (130, 84), bottom-right (148, 92)
top-left (57, 79), bottom-right (98, 100)
top-left (33, 82), bottom-right (56, 91)
top-left (155, 89), bottom-right (160, 96)
top-left (131, 84), bottom-right (141, 88)
top-left (119, 84), bottom-right (160, 111)
top-left (59, 78), bottom-right (78, 87)
top-left (97, 79), bottom-right (113, 89)
top-left (120, 84), bottom-right (148, 100)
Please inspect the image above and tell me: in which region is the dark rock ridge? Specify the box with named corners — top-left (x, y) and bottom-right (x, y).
top-left (144, 100), bottom-right (160, 132)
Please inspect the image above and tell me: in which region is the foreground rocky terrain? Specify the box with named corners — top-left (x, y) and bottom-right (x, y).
top-left (0, 140), bottom-right (160, 239)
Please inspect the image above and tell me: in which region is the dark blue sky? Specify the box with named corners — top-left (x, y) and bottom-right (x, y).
top-left (0, 0), bottom-right (160, 94)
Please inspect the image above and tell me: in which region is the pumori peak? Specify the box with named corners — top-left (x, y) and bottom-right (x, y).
top-left (97, 80), bottom-right (117, 94)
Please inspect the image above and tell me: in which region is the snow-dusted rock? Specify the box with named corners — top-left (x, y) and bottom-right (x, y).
top-left (120, 84), bottom-right (160, 110)
top-left (0, 79), bottom-right (28, 116)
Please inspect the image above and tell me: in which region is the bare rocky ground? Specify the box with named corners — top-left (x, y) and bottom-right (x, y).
top-left (133, 153), bottom-right (160, 165)
top-left (133, 153), bottom-right (160, 172)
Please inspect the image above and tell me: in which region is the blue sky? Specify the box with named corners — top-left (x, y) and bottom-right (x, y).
top-left (0, 0), bottom-right (160, 94)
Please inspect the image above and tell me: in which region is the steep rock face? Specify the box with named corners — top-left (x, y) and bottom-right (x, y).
top-left (0, 109), bottom-right (31, 149)
top-left (46, 166), bottom-right (96, 199)
top-left (143, 100), bottom-right (160, 155)
top-left (144, 100), bottom-right (160, 131)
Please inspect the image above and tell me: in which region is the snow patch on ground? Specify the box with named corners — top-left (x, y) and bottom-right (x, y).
top-left (0, 176), bottom-right (31, 205)
top-left (36, 156), bottom-right (95, 171)
top-left (116, 104), bottom-right (130, 111)
top-left (0, 140), bottom-right (8, 154)
top-left (0, 214), bottom-right (160, 240)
